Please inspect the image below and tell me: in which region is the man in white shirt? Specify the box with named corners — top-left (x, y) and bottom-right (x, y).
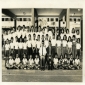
top-left (27, 34), bottom-right (32, 60)
top-left (39, 40), bottom-right (47, 70)
top-left (18, 38), bottom-right (23, 61)
top-left (51, 34), bottom-right (56, 58)
top-left (23, 37), bottom-right (27, 59)
top-left (76, 38), bottom-right (81, 58)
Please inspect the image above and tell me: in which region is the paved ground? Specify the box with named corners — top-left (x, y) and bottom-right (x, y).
top-left (2, 60), bottom-right (82, 82)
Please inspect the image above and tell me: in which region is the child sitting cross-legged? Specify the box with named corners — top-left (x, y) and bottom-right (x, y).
top-left (53, 53), bottom-right (59, 69)
top-left (14, 54), bottom-right (21, 69)
top-left (22, 54), bottom-right (28, 69)
top-left (6, 55), bottom-right (15, 69)
top-left (28, 55), bottom-right (34, 69)
top-left (34, 54), bottom-right (40, 70)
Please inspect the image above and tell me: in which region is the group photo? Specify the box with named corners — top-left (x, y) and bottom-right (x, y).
top-left (2, 8), bottom-right (83, 82)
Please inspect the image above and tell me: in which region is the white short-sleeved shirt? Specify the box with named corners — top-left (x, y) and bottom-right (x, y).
top-left (5, 44), bottom-right (10, 50)
top-left (62, 40), bottom-right (67, 47)
top-left (76, 34), bottom-right (80, 39)
top-left (23, 42), bottom-right (27, 49)
top-left (75, 59), bottom-right (80, 65)
top-left (8, 34), bottom-right (11, 40)
top-left (45, 40), bottom-right (49, 48)
top-left (29, 59), bottom-right (34, 65)
top-left (67, 42), bottom-right (72, 48)
top-left (10, 43), bottom-right (14, 49)
top-left (15, 42), bottom-right (19, 49)
top-left (61, 34), bottom-right (64, 39)
top-left (27, 40), bottom-right (32, 47)
top-left (23, 58), bottom-right (27, 64)
top-left (66, 34), bottom-right (70, 40)
top-left (56, 40), bottom-right (61, 47)
top-left (22, 31), bottom-right (27, 38)
top-left (54, 58), bottom-right (58, 64)
top-left (9, 59), bottom-right (14, 65)
top-left (32, 40), bottom-right (36, 47)
top-left (76, 43), bottom-right (81, 49)
top-left (36, 41), bottom-right (41, 49)
top-left (15, 58), bottom-right (20, 64)
top-left (35, 58), bottom-right (39, 64)
top-left (18, 43), bottom-right (23, 49)
top-left (4, 35), bottom-right (8, 41)
top-left (51, 39), bottom-right (56, 46)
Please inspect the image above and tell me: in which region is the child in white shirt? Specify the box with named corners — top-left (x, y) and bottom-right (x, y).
top-left (34, 54), bottom-right (40, 69)
top-left (74, 55), bottom-right (81, 70)
top-left (53, 54), bottom-right (59, 69)
top-left (22, 54), bottom-right (28, 69)
top-left (28, 55), bottom-right (34, 69)
top-left (76, 38), bottom-right (81, 58)
top-left (14, 54), bottom-right (21, 69)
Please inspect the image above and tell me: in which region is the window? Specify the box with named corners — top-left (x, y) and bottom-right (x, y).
top-left (47, 18), bottom-right (49, 22)
top-left (78, 19), bottom-right (80, 21)
top-left (23, 18), bottom-right (27, 21)
top-left (11, 18), bottom-right (13, 21)
top-left (28, 18), bottom-right (31, 21)
top-left (2, 18), bottom-right (4, 21)
top-left (51, 18), bottom-right (54, 21)
top-left (70, 18), bottom-right (72, 21)
top-left (5, 18), bottom-right (9, 21)
top-left (20, 18), bottom-right (22, 21)
top-left (56, 18), bottom-right (58, 21)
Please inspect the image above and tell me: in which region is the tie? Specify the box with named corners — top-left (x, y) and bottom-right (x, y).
top-left (42, 46), bottom-right (43, 56)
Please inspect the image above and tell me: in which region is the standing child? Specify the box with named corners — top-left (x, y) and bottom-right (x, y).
top-left (62, 35), bottom-right (68, 57)
top-left (56, 35), bottom-right (62, 58)
top-left (76, 38), bottom-right (81, 58)
top-left (67, 36), bottom-right (72, 58)
top-left (72, 35), bottom-right (76, 59)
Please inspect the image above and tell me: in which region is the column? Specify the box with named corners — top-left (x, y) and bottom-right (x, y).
top-left (14, 19), bottom-right (17, 31)
top-left (66, 8), bottom-right (70, 29)
top-left (31, 8), bottom-right (35, 26)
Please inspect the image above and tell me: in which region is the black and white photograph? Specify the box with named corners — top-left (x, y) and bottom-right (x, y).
top-left (1, 8), bottom-right (83, 82)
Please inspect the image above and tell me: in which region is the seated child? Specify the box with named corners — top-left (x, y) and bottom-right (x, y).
top-left (68, 54), bottom-right (75, 70)
top-left (48, 56), bottom-right (53, 70)
top-left (74, 55), bottom-right (81, 70)
top-left (14, 54), bottom-right (21, 69)
top-left (28, 55), bottom-right (34, 69)
top-left (6, 56), bottom-right (15, 69)
top-left (53, 54), bottom-right (59, 69)
top-left (58, 55), bottom-right (63, 69)
top-left (22, 54), bottom-right (28, 69)
top-left (34, 54), bottom-right (40, 70)
top-left (63, 54), bottom-right (69, 69)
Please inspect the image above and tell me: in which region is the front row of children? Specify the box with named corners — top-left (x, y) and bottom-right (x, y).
top-left (5, 53), bottom-right (81, 70)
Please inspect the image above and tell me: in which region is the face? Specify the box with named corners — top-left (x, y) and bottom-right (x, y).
top-left (35, 55), bottom-right (38, 58)
top-left (30, 55), bottom-right (32, 59)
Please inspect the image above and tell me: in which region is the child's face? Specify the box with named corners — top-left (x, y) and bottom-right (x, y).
top-left (36, 55), bottom-right (38, 58)
top-left (55, 55), bottom-right (57, 58)
top-left (30, 55), bottom-right (32, 59)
